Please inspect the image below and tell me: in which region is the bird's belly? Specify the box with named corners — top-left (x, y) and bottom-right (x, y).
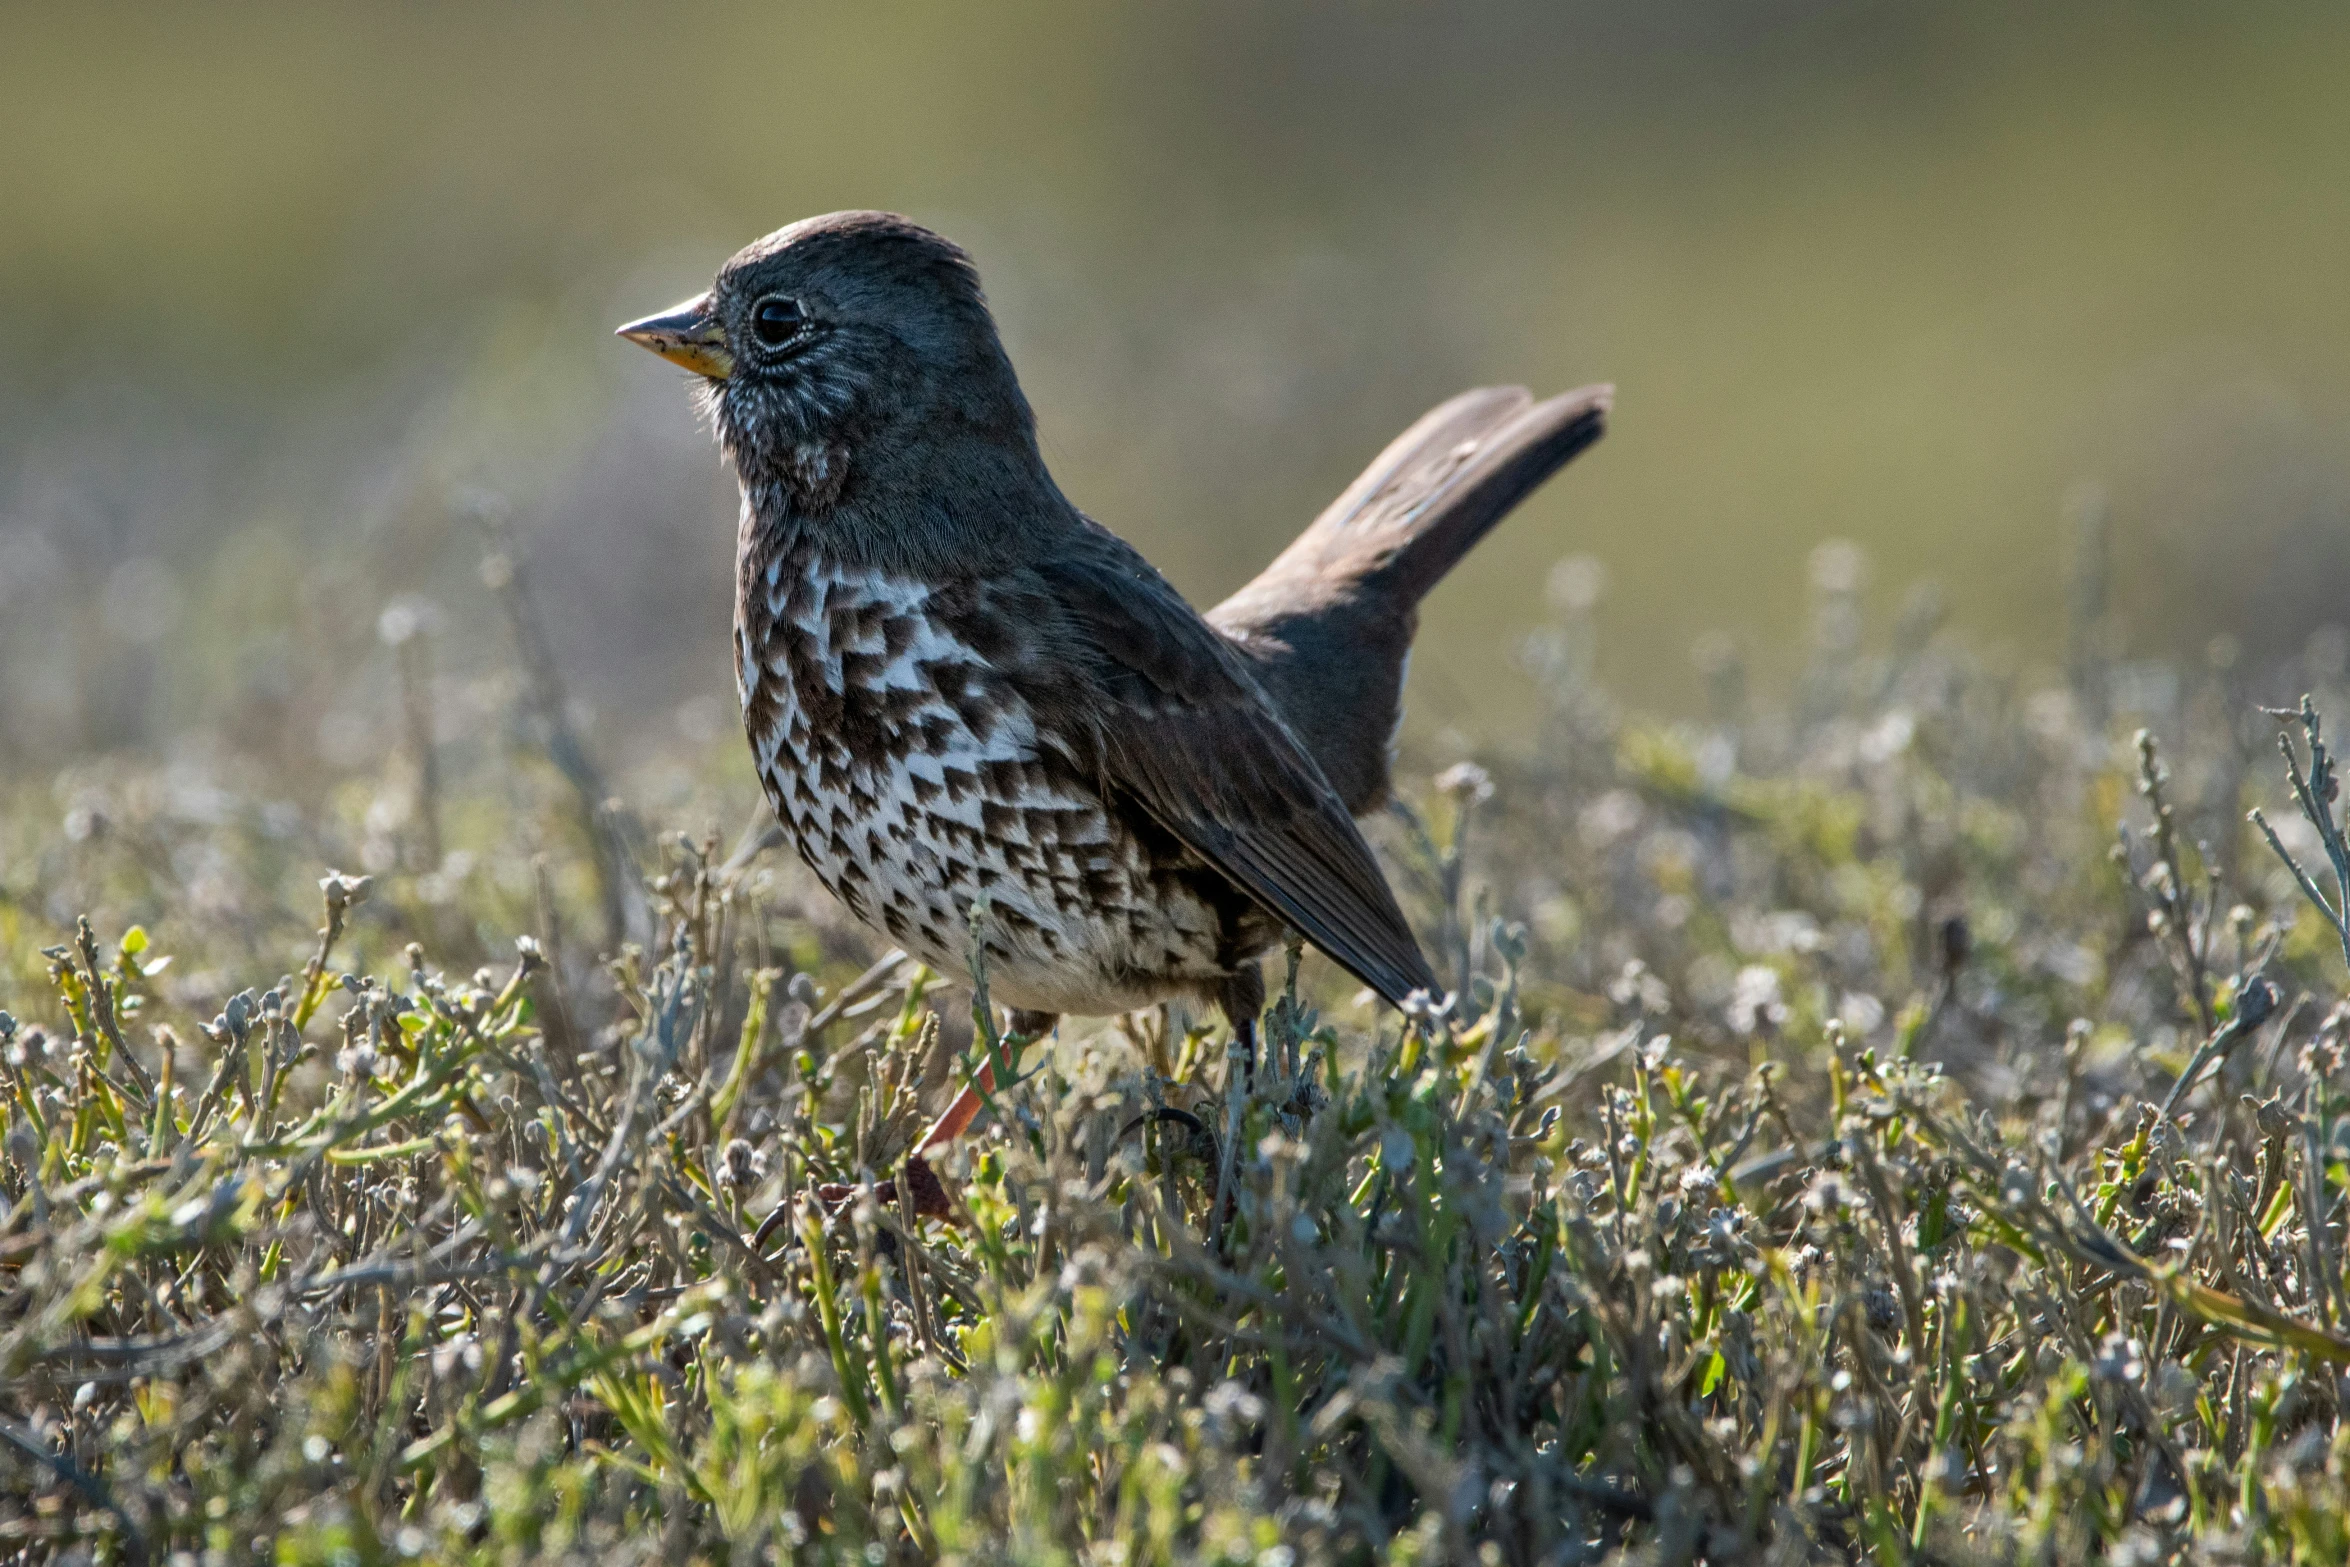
top-left (738, 562), bottom-right (1228, 1015)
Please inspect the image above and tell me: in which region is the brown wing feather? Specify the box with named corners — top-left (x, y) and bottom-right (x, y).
top-left (1019, 536), bottom-right (1440, 1007)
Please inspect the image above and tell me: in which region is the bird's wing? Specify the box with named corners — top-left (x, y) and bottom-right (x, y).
top-left (1017, 537), bottom-right (1440, 1007)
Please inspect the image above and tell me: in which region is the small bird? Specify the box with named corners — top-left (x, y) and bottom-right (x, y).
top-left (619, 211), bottom-right (1606, 1157)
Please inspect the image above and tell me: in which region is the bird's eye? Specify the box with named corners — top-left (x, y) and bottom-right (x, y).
top-left (751, 296), bottom-right (806, 348)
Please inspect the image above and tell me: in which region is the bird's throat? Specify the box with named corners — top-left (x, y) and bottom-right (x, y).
top-left (728, 443), bottom-right (850, 522)
top-left (780, 439), bottom-right (850, 512)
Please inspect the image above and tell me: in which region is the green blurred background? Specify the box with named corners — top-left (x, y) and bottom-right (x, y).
top-left (7, 0), bottom-right (2350, 779)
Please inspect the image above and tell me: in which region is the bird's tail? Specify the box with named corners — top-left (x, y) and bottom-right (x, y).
top-left (1222, 383), bottom-right (1609, 622)
top-left (1210, 383), bottom-right (1609, 812)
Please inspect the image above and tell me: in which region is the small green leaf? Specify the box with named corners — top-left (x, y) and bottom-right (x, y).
top-left (1918, 1184), bottom-right (1950, 1250)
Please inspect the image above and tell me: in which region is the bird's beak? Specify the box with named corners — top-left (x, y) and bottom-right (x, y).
top-left (615, 293), bottom-right (733, 379)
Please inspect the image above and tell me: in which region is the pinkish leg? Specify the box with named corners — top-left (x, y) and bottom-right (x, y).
top-left (915, 1011), bottom-right (1054, 1152)
top-left (916, 1070), bottom-right (994, 1152)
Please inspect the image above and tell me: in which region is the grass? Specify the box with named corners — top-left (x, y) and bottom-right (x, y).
top-left (7, 535), bottom-right (2350, 1564)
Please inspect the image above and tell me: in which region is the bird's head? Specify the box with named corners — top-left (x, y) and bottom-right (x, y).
top-left (618, 211), bottom-right (1039, 514)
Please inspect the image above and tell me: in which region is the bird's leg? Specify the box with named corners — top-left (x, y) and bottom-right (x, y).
top-left (914, 1007), bottom-right (1057, 1153)
top-left (1218, 963), bottom-right (1267, 1090)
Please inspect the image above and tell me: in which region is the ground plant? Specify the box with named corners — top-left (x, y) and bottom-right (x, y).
top-left (6, 529), bottom-right (2350, 1564)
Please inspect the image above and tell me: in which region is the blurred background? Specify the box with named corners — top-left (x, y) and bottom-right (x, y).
top-left (7, 0), bottom-right (2350, 789)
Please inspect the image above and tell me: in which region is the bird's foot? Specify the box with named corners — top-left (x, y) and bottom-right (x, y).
top-left (752, 1153), bottom-right (958, 1253)
top-left (811, 1155), bottom-right (956, 1220)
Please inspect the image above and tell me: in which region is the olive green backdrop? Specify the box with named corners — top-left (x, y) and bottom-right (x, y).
top-left (5, 1), bottom-right (2348, 766)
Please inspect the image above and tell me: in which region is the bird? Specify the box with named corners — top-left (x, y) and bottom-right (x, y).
top-left (618, 210), bottom-right (1607, 1176)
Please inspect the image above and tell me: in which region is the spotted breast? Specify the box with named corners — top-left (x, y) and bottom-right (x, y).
top-left (734, 524), bottom-right (1236, 1016)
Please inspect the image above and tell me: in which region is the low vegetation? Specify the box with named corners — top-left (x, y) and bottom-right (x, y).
top-left (6, 537), bottom-right (2350, 1563)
